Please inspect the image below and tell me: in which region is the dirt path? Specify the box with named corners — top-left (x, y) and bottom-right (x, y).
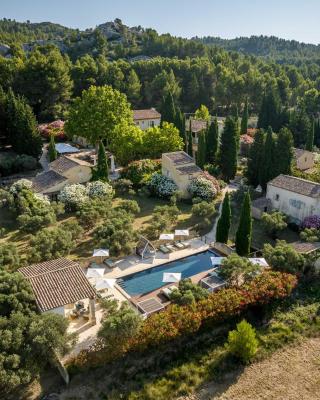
top-left (182, 337), bottom-right (320, 400)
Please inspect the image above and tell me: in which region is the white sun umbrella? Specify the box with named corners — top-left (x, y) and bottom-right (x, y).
top-left (159, 233), bottom-right (174, 241)
top-left (210, 257), bottom-right (225, 267)
top-left (249, 258), bottom-right (269, 267)
top-left (93, 248), bottom-right (109, 264)
top-left (86, 268), bottom-right (105, 279)
top-left (175, 229), bottom-right (189, 237)
top-left (95, 278), bottom-right (116, 291)
top-left (162, 272), bottom-right (182, 283)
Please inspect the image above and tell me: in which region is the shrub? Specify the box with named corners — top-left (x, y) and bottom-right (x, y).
top-left (261, 211), bottom-right (287, 238)
top-left (170, 279), bottom-right (209, 305)
top-left (77, 199), bottom-right (111, 228)
top-left (0, 154), bottom-right (37, 176)
top-left (58, 184), bottom-right (89, 211)
top-left (113, 178), bottom-right (133, 194)
top-left (142, 205), bottom-right (180, 240)
top-left (301, 215), bottom-right (320, 229)
top-left (117, 199), bottom-right (140, 215)
top-left (188, 176), bottom-right (218, 201)
top-left (192, 201), bottom-right (216, 218)
top-left (219, 254), bottom-right (260, 287)
top-left (0, 243), bottom-right (20, 271)
top-left (87, 181), bottom-right (114, 200)
top-left (121, 159), bottom-right (161, 187)
top-left (226, 320), bottom-right (258, 363)
top-left (9, 179), bottom-right (33, 195)
top-left (263, 240), bottom-right (305, 274)
top-left (147, 173), bottom-right (178, 198)
top-left (300, 228), bottom-right (320, 242)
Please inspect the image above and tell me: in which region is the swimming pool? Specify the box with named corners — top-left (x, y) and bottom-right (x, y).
top-left (117, 249), bottom-right (218, 296)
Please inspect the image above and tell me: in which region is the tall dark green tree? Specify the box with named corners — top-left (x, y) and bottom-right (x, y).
top-left (6, 89), bottom-right (42, 159)
top-left (289, 108), bottom-right (312, 147)
top-left (260, 127), bottom-right (276, 190)
top-left (257, 88), bottom-right (281, 132)
top-left (187, 121), bottom-right (193, 157)
top-left (274, 127), bottom-right (294, 176)
top-left (218, 116), bottom-right (238, 181)
top-left (246, 129), bottom-right (265, 188)
top-left (48, 134), bottom-right (57, 162)
top-left (235, 192), bottom-right (252, 256)
top-left (306, 120), bottom-right (315, 151)
top-left (216, 192), bottom-right (231, 243)
top-left (196, 131), bottom-right (206, 169)
top-left (160, 91), bottom-right (176, 125)
top-left (206, 118), bottom-right (219, 164)
top-left (240, 98), bottom-right (249, 134)
top-left (93, 140), bottom-right (109, 181)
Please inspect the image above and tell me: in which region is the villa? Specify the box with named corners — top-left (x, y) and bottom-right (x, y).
top-left (133, 108), bottom-right (161, 130)
top-left (294, 148), bottom-right (315, 171)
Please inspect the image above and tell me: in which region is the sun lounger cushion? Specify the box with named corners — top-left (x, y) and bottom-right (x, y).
top-left (103, 259), bottom-right (115, 268)
top-left (161, 287), bottom-right (173, 299)
top-left (174, 241), bottom-right (185, 249)
top-left (159, 245), bottom-right (171, 254)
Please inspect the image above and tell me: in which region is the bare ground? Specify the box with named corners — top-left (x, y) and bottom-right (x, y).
top-left (182, 337), bottom-right (320, 400)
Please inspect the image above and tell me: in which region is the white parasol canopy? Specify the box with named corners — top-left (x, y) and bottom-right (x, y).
top-left (93, 249), bottom-right (110, 257)
top-left (86, 268), bottom-right (105, 278)
top-left (174, 229), bottom-right (189, 237)
top-left (159, 233), bottom-right (174, 241)
top-left (162, 272), bottom-right (182, 283)
top-left (210, 257), bottom-right (225, 266)
top-left (248, 258), bottom-right (269, 267)
top-left (95, 278), bottom-right (116, 291)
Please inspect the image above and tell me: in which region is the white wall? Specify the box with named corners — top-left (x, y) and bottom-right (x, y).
top-left (135, 118), bottom-right (160, 131)
top-left (266, 184), bottom-right (320, 224)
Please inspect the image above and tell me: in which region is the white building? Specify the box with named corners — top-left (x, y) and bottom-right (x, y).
top-left (266, 174), bottom-right (320, 224)
top-left (133, 108), bottom-right (161, 130)
top-left (294, 148), bottom-right (315, 171)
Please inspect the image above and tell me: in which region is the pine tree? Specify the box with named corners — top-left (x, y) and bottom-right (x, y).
top-left (306, 119), bottom-right (315, 151)
top-left (216, 192), bottom-right (231, 243)
top-left (235, 192), bottom-right (252, 256)
top-left (94, 140), bottom-right (109, 181)
top-left (240, 98), bottom-right (249, 134)
top-left (258, 88), bottom-right (281, 132)
top-left (48, 134), bottom-right (57, 162)
top-left (246, 129), bottom-right (265, 188)
top-left (274, 127), bottom-right (294, 176)
top-left (161, 91), bottom-right (176, 125)
top-left (260, 127), bottom-right (276, 190)
top-left (206, 118), bottom-right (219, 164)
top-left (196, 132), bottom-right (206, 169)
top-left (218, 116), bottom-right (238, 181)
top-left (126, 69), bottom-right (141, 105)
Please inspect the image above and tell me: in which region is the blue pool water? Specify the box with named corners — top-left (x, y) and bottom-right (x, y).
top-left (117, 250), bottom-right (217, 296)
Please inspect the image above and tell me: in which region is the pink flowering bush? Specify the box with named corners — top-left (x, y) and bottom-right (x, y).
top-left (38, 120), bottom-right (66, 141)
top-left (301, 215), bottom-right (320, 229)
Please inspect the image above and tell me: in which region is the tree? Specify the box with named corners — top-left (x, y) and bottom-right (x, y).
top-left (216, 192), bottom-right (231, 244)
top-left (0, 243), bottom-right (20, 271)
top-left (219, 254), bottom-right (260, 287)
top-left (196, 131), bottom-right (206, 169)
top-left (257, 87), bottom-right (281, 132)
top-left (161, 91), bottom-right (176, 125)
top-left (263, 240), bottom-right (305, 274)
top-left (65, 85), bottom-right (133, 146)
top-left (274, 127), bottom-right (294, 176)
top-left (93, 140), bottom-right (109, 181)
top-left (246, 129), bottom-right (265, 187)
top-left (126, 69), bottom-right (141, 105)
top-left (240, 97), bottom-right (249, 134)
top-left (169, 278), bottom-right (208, 305)
top-left (306, 119), bottom-right (315, 151)
top-left (187, 126), bottom-right (193, 157)
top-left (227, 320), bottom-right (258, 363)
top-left (261, 211), bottom-right (287, 238)
top-left (260, 127), bottom-right (275, 190)
top-left (218, 116), bottom-right (238, 181)
top-left (206, 118), bottom-right (219, 164)
top-left (289, 107), bottom-right (311, 147)
top-left (48, 134), bottom-right (57, 162)
top-left (5, 89), bottom-right (42, 159)
top-left (194, 104), bottom-right (210, 121)
top-left (235, 192), bottom-right (252, 256)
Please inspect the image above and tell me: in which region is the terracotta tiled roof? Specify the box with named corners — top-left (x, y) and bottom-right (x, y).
top-left (176, 165), bottom-right (202, 175)
top-left (187, 119), bottom-right (207, 133)
top-left (240, 134), bottom-right (254, 144)
top-left (163, 151), bottom-right (194, 165)
top-left (268, 174), bottom-right (320, 198)
top-left (294, 148), bottom-right (313, 159)
top-left (290, 241), bottom-right (320, 254)
top-left (32, 170), bottom-right (67, 193)
top-left (133, 108), bottom-right (161, 120)
top-left (19, 259), bottom-right (96, 312)
top-left (50, 155), bottom-right (79, 174)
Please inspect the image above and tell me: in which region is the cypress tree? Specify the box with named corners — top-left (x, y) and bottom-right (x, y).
top-left (275, 127), bottom-right (294, 176)
top-left (206, 117), bottom-right (219, 164)
top-left (258, 88), bottom-right (281, 132)
top-left (235, 192), bottom-right (252, 256)
top-left (218, 116), bottom-right (238, 181)
top-left (306, 120), bottom-right (315, 151)
top-left (246, 129), bottom-right (265, 188)
top-left (48, 134), bottom-right (57, 162)
top-left (94, 140), bottom-right (109, 181)
top-left (240, 98), bottom-right (249, 134)
top-left (187, 121), bottom-right (193, 157)
top-left (260, 127), bottom-right (276, 190)
top-left (196, 131), bottom-right (206, 169)
top-left (216, 192), bottom-right (231, 243)
top-left (161, 91), bottom-right (176, 125)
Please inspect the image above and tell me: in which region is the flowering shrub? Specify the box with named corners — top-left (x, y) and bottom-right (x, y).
top-left (120, 159), bottom-right (161, 186)
top-left (9, 179), bottom-right (33, 195)
top-left (87, 181), bottom-right (114, 200)
top-left (38, 120), bottom-right (66, 140)
top-left (69, 271), bottom-right (297, 369)
top-left (188, 175), bottom-right (218, 201)
top-left (58, 184), bottom-right (89, 211)
top-left (147, 173), bottom-right (178, 198)
top-left (301, 215), bottom-right (320, 229)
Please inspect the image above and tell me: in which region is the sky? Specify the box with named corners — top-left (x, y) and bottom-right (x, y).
top-left (1, 0), bottom-right (320, 44)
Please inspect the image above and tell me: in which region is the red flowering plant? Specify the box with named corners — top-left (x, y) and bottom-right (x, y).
top-left (38, 120), bottom-right (66, 141)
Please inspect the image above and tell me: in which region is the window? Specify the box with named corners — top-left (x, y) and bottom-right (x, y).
top-left (275, 194), bottom-right (280, 201)
top-left (289, 199), bottom-right (304, 209)
top-left (305, 157), bottom-right (308, 162)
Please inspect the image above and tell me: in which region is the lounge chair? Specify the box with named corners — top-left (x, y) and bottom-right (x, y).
top-left (159, 245), bottom-right (171, 254)
top-left (166, 243), bottom-right (176, 252)
top-left (180, 241), bottom-right (191, 248)
top-left (174, 241), bottom-right (185, 249)
top-left (103, 259), bottom-right (115, 268)
top-left (89, 261), bottom-right (101, 268)
top-left (161, 287), bottom-right (173, 299)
